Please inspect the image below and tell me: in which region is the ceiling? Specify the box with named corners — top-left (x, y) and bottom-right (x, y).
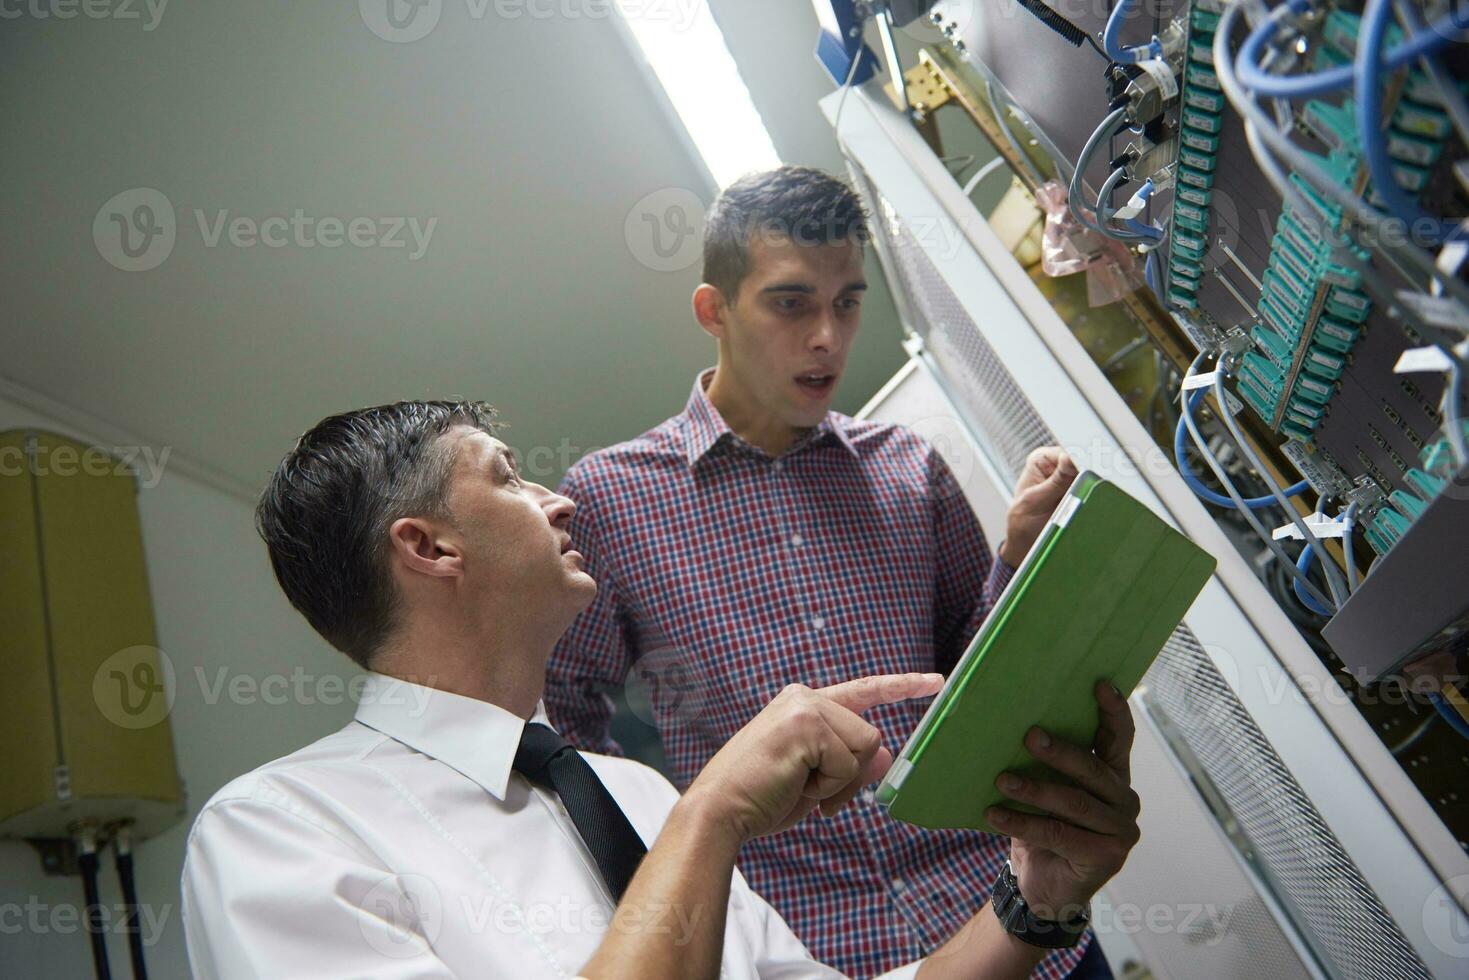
top-left (0, 0), bottom-right (907, 500)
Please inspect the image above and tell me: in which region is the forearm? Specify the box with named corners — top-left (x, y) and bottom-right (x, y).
top-left (914, 902), bottom-right (1046, 980)
top-left (580, 792), bottom-right (742, 980)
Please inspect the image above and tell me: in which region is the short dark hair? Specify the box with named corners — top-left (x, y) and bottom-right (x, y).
top-left (702, 165), bottom-right (869, 303)
top-left (255, 400), bottom-right (499, 668)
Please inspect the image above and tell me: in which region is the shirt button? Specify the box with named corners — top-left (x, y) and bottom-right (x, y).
top-left (772, 460), bottom-right (784, 474)
top-left (890, 877), bottom-right (905, 893)
top-left (811, 614), bottom-right (826, 631)
top-left (790, 532), bottom-right (804, 548)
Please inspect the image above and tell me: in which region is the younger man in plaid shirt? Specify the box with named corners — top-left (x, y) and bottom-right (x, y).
top-left (547, 167), bottom-right (1103, 979)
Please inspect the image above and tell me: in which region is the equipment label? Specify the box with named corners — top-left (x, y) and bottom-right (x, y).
top-left (1138, 58), bottom-right (1180, 101)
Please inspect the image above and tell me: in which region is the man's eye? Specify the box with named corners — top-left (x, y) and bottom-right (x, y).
top-left (838, 297), bottom-right (861, 310)
top-left (776, 297), bottom-right (804, 312)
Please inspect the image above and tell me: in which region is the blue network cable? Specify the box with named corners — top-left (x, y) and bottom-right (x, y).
top-left (1174, 389), bottom-right (1311, 508)
top-left (1096, 170), bottom-right (1165, 242)
top-left (1103, 0), bottom-right (1162, 63)
top-left (1430, 691), bottom-right (1469, 740)
top-left (1119, 179), bottom-right (1165, 241)
top-left (1356, 0), bottom-right (1460, 244)
top-left (1144, 250), bottom-right (1162, 299)
top-left (1293, 541), bottom-right (1336, 615)
top-left (1236, 0), bottom-right (1468, 99)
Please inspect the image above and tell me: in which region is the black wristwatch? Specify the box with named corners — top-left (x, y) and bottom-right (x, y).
top-left (991, 861), bottom-right (1090, 949)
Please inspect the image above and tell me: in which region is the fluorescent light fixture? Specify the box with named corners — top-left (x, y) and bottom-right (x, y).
top-left (614, 1), bottom-right (781, 188)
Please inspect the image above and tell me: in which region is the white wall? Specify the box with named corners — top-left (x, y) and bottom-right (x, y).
top-left (0, 390), bottom-right (360, 980)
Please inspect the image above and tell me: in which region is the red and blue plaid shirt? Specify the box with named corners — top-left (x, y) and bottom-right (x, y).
top-left (546, 370), bottom-right (1088, 979)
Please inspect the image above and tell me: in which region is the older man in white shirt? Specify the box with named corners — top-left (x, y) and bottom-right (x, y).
top-left (182, 400), bottom-right (1142, 979)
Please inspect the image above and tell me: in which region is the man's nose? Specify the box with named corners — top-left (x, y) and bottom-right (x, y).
top-left (541, 484), bottom-right (576, 526)
top-left (809, 312), bottom-right (839, 352)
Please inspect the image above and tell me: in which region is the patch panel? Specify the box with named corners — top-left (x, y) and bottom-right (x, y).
top-left (1362, 423), bottom-right (1469, 555)
top-left (1247, 158), bottom-right (1374, 441)
top-left (1164, 1), bottom-right (1227, 311)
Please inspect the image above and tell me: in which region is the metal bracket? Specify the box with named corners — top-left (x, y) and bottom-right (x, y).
top-left (888, 62), bottom-right (951, 124)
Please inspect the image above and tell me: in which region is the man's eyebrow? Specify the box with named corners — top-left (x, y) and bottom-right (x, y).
top-left (758, 281), bottom-right (868, 295)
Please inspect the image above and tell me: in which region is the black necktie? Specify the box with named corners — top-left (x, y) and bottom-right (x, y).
top-left (512, 722), bottom-right (648, 902)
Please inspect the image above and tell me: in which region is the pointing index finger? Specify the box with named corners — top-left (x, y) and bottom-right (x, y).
top-left (816, 673), bottom-right (944, 715)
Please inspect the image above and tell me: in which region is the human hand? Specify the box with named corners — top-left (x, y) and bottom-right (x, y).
top-left (998, 448), bottom-right (1078, 568)
top-left (682, 673), bottom-right (943, 845)
top-left (987, 681), bottom-right (1141, 919)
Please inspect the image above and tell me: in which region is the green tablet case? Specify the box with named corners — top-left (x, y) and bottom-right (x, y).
top-left (876, 471), bottom-right (1216, 834)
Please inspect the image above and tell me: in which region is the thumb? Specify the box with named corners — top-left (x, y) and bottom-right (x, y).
top-left (1048, 456), bottom-right (1078, 486)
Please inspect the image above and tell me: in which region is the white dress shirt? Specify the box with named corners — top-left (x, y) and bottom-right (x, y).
top-left (181, 673), bottom-right (922, 979)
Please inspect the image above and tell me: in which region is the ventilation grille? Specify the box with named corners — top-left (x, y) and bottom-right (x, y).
top-left (865, 183), bottom-right (1053, 484)
top-left (1146, 629), bottom-right (1430, 979)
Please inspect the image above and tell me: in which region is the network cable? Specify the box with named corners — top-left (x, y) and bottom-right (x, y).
top-left (1294, 539), bottom-right (1336, 615)
top-left (1393, 0), bottom-right (1469, 148)
top-left (1145, 250), bottom-right (1163, 299)
top-left (1068, 107), bottom-right (1128, 234)
top-left (1446, 355), bottom-right (1469, 466)
top-left (1177, 355), bottom-right (1335, 610)
top-left (963, 155), bottom-right (1011, 197)
top-left (1175, 389), bottom-right (1311, 507)
top-left (1211, 366), bottom-right (1350, 605)
top-left (1357, 0), bottom-right (1459, 244)
top-left (1096, 170), bottom-right (1165, 241)
top-left (1342, 500), bottom-right (1360, 594)
top-left (1431, 689), bottom-right (1469, 739)
top-left (1214, 1), bottom-right (1469, 308)
top-left (1240, 114), bottom-right (1461, 342)
top-left (1103, 0), bottom-right (1162, 64)
top-left (1068, 108), bottom-right (1156, 242)
top-left (1235, 0), bottom-right (1468, 99)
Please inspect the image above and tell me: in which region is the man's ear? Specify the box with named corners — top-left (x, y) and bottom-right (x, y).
top-left (692, 283), bottom-right (730, 341)
top-left (387, 516), bottom-right (464, 579)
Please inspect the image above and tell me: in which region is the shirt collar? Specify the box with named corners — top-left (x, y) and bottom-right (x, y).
top-left (353, 672), bottom-right (548, 802)
top-left (679, 367), bottom-right (857, 469)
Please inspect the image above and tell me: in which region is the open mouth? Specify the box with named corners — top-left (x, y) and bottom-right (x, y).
top-left (795, 372), bottom-right (836, 395)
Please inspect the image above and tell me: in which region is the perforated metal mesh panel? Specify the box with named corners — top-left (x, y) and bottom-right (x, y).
top-left (1146, 630), bottom-right (1430, 979)
top-left (858, 172), bottom-right (1431, 979)
top-left (857, 179), bottom-right (1053, 486)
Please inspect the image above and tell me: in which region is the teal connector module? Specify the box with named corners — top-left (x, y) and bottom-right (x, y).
top-left (1164, 1), bottom-right (1226, 310)
top-left (1317, 10), bottom-right (1450, 207)
top-left (1364, 425), bottom-right (1469, 558)
top-left (1244, 127), bottom-right (1370, 438)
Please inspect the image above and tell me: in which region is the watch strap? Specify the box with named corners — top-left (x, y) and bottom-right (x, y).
top-left (991, 861), bottom-right (1090, 949)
